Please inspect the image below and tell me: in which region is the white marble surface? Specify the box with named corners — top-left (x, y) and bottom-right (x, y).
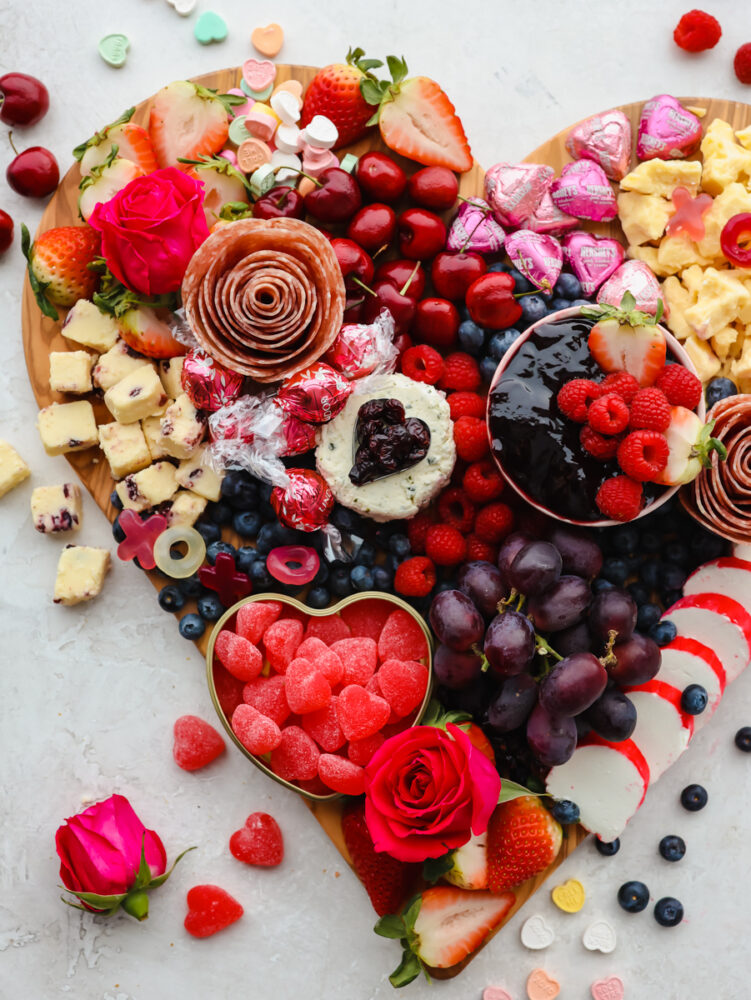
top-left (2, 1), bottom-right (751, 997)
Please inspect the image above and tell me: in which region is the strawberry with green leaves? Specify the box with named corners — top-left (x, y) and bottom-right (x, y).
top-left (74, 108), bottom-right (158, 177)
top-left (148, 81), bottom-right (244, 169)
top-left (78, 148), bottom-right (145, 222)
top-left (341, 802), bottom-right (418, 918)
top-left (657, 407), bottom-right (727, 485)
top-left (22, 223), bottom-right (100, 321)
top-left (583, 292), bottom-right (667, 387)
top-left (300, 48), bottom-right (384, 148)
top-left (178, 155), bottom-right (250, 228)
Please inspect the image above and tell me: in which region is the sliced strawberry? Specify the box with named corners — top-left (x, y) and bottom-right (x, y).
top-left (80, 122), bottom-right (158, 176)
top-left (149, 81), bottom-right (238, 168)
top-left (341, 802), bottom-right (418, 917)
top-left (657, 406), bottom-right (727, 485)
top-left (587, 316), bottom-right (666, 386)
top-left (486, 795), bottom-right (562, 893)
top-left (183, 156), bottom-right (250, 227)
top-left (78, 156), bottom-right (145, 221)
top-left (118, 305), bottom-right (187, 359)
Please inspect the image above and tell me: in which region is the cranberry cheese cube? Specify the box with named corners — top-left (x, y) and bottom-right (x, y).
top-left (141, 408), bottom-right (172, 461)
top-left (115, 460), bottom-right (178, 511)
top-left (53, 545), bottom-right (111, 606)
top-left (98, 421), bottom-right (152, 479)
top-left (175, 445), bottom-right (224, 501)
top-left (37, 401), bottom-right (98, 455)
top-left (0, 440), bottom-right (30, 498)
top-left (158, 356), bottom-right (185, 398)
top-left (31, 483), bottom-right (82, 533)
top-left (104, 364), bottom-right (168, 424)
top-left (49, 350), bottom-right (95, 394)
top-left (93, 340), bottom-right (155, 392)
top-left (61, 299), bottom-right (119, 353)
top-left (157, 393), bottom-right (206, 459)
top-left (166, 490), bottom-right (208, 527)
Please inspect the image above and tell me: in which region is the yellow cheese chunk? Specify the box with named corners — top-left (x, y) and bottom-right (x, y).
top-left (115, 460), bottom-right (178, 512)
top-left (31, 483), bottom-right (82, 534)
top-left (61, 299), bottom-right (119, 353)
top-left (662, 276), bottom-right (695, 341)
top-left (167, 490), bottom-right (208, 527)
top-left (37, 401), bottom-right (98, 456)
top-left (657, 236), bottom-right (713, 274)
top-left (620, 159), bottom-right (702, 198)
top-left (680, 265), bottom-right (706, 297)
top-left (157, 393), bottom-right (206, 460)
top-left (731, 337), bottom-right (751, 391)
top-left (711, 325), bottom-right (741, 362)
top-left (158, 357), bottom-right (185, 399)
top-left (98, 421), bottom-right (152, 480)
top-left (627, 245), bottom-right (676, 277)
top-left (683, 334), bottom-right (722, 382)
top-left (49, 351), bottom-right (95, 394)
top-left (684, 268), bottom-right (751, 339)
top-left (175, 445), bottom-right (224, 502)
top-left (104, 365), bottom-right (168, 424)
top-left (700, 118), bottom-right (751, 195)
top-left (617, 192), bottom-right (673, 245)
top-left (735, 125), bottom-right (751, 150)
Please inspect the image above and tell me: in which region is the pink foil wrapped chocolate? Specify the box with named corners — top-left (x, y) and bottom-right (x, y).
top-left (504, 229), bottom-right (563, 294)
top-left (597, 259), bottom-right (669, 319)
top-left (276, 363), bottom-right (353, 423)
top-left (563, 231), bottom-right (625, 295)
top-left (446, 198), bottom-right (506, 252)
top-left (525, 190), bottom-right (579, 236)
top-left (271, 468), bottom-right (335, 531)
top-left (550, 160), bottom-right (618, 222)
top-left (324, 311), bottom-right (398, 380)
top-left (565, 110), bottom-right (632, 181)
top-left (180, 350), bottom-right (244, 412)
top-left (637, 95), bottom-right (702, 161)
top-left (484, 162), bottom-right (553, 228)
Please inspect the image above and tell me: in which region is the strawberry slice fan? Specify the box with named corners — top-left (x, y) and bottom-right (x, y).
top-left (19, 59), bottom-right (751, 991)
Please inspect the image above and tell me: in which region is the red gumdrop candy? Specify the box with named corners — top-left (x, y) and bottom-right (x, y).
top-left (365, 674), bottom-right (382, 695)
top-left (231, 703), bottom-right (282, 755)
top-left (301, 696), bottom-right (346, 751)
top-left (303, 613), bottom-right (352, 645)
top-left (184, 884), bottom-right (243, 938)
top-left (665, 185), bottom-right (713, 241)
top-left (173, 715), bottom-right (226, 771)
top-left (213, 663), bottom-right (245, 718)
top-left (336, 685), bottom-right (391, 741)
top-left (229, 812), bottom-right (284, 867)
top-left (266, 545), bottom-right (320, 586)
top-left (318, 754), bottom-right (366, 795)
top-left (378, 609), bottom-right (428, 663)
top-left (340, 598), bottom-right (393, 641)
top-left (214, 631), bottom-right (263, 681)
top-left (331, 637), bottom-right (378, 686)
top-left (263, 618), bottom-right (304, 672)
top-left (295, 775), bottom-right (332, 796)
top-left (297, 637), bottom-right (344, 687)
top-left (236, 600), bottom-right (283, 644)
top-left (284, 658), bottom-right (332, 714)
top-left (116, 510), bottom-right (168, 570)
top-left (721, 212), bottom-right (751, 268)
top-left (242, 674), bottom-right (290, 726)
top-left (269, 726), bottom-right (320, 781)
top-left (377, 659), bottom-right (430, 718)
top-left (347, 731), bottom-right (385, 766)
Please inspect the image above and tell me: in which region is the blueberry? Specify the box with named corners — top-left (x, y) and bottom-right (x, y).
top-left (330, 505), bottom-right (363, 535)
top-left (233, 511), bottom-right (261, 538)
top-left (255, 523), bottom-right (277, 554)
top-left (554, 272), bottom-right (583, 299)
top-left (350, 564), bottom-right (374, 591)
top-left (249, 560), bottom-right (273, 589)
top-left (636, 603), bottom-right (661, 631)
top-left (570, 297), bottom-right (592, 307)
top-left (601, 557), bottom-right (629, 586)
top-left (158, 585), bottom-right (185, 612)
top-left (197, 592), bottom-right (225, 621)
top-left (628, 583), bottom-right (650, 607)
top-left (654, 896), bottom-right (684, 927)
top-left (312, 562), bottom-right (330, 587)
top-left (206, 540), bottom-right (237, 565)
top-left (509, 267), bottom-right (532, 293)
top-left (488, 329), bottom-right (519, 360)
top-left (680, 783), bottom-right (708, 811)
top-left (658, 835), bottom-right (686, 862)
top-left (595, 837), bottom-right (620, 857)
top-left (388, 533), bottom-right (411, 559)
top-left (179, 613), bottom-right (206, 640)
top-left (663, 541), bottom-right (689, 567)
top-left (487, 261), bottom-right (510, 273)
top-left (592, 577), bottom-right (616, 593)
top-left (330, 567), bottom-right (352, 597)
top-left (550, 297), bottom-right (571, 312)
top-left (372, 566), bottom-right (393, 590)
top-left (112, 515), bottom-right (126, 543)
top-left (649, 620), bottom-right (677, 647)
top-left (221, 472), bottom-right (258, 510)
top-left (195, 520), bottom-right (221, 545)
top-left (690, 529), bottom-right (727, 563)
top-left (258, 500), bottom-right (276, 522)
top-left (641, 531), bottom-right (662, 554)
top-left (519, 294), bottom-right (547, 325)
top-left (639, 560), bottom-right (660, 589)
top-left (435, 579), bottom-right (457, 595)
top-left (611, 524), bottom-right (640, 555)
top-left (235, 545), bottom-right (259, 575)
top-left (681, 683), bottom-right (708, 715)
top-left (209, 501), bottom-right (234, 526)
top-left (480, 356), bottom-right (498, 384)
top-left (258, 481), bottom-right (273, 504)
top-left (618, 880), bottom-right (650, 913)
top-left (458, 319), bottom-right (486, 356)
top-left (658, 562), bottom-right (686, 592)
top-left (109, 489), bottom-right (124, 511)
top-left (705, 376), bottom-right (737, 409)
top-left (178, 574), bottom-right (204, 599)
top-left (355, 542), bottom-right (376, 567)
top-left (735, 726), bottom-right (751, 752)
top-left (550, 799), bottom-right (580, 825)
top-left (307, 586), bottom-right (331, 609)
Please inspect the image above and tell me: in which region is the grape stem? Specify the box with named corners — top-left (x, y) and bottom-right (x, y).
top-left (535, 634), bottom-right (563, 663)
top-left (599, 629), bottom-right (619, 668)
top-left (473, 643), bottom-right (492, 674)
top-left (497, 590), bottom-right (526, 614)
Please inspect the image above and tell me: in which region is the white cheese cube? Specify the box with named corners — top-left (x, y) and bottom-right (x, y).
top-left (158, 357), bottom-right (185, 399)
top-left (49, 351), bottom-right (95, 394)
top-left (0, 440), bottom-right (31, 498)
top-left (683, 335), bottom-right (722, 382)
top-left (104, 365), bottom-right (168, 424)
top-left (31, 483), bottom-right (82, 533)
top-left (93, 340), bottom-right (155, 392)
top-left (98, 421), bottom-right (152, 479)
top-left (61, 300), bottom-right (119, 352)
top-left (115, 460), bottom-right (178, 511)
top-left (175, 445), bottom-right (223, 501)
top-left (158, 393), bottom-right (206, 459)
top-left (37, 401), bottom-right (98, 456)
top-left (53, 545), bottom-right (110, 606)
top-left (141, 409), bottom-right (172, 461)
top-left (167, 490), bottom-right (208, 527)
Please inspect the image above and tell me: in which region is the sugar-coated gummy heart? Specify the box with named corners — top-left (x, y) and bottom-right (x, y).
top-left (563, 231), bottom-right (625, 295)
top-left (377, 609), bottom-right (428, 662)
top-left (565, 109), bottom-right (632, 181)
top-left (184, 885), bottom-right (243, 938)
top-left (331, 637), bottom-right (378, 686)
top-left (173, 715), bottom-right (226, 771)
top-left (318, 753), bottom-right (366, 795)
top-left (377, 659), bottom-right (429, 717)
top-left (303, 613), bottom-right (352, 645)
top-left (229, 811), bottom-right (284, 867)
top-left (347, 731), bottom-right (385, 766)
top-left (337, 685), bottom-right (392, 741)
top-left (236, 600), bottom-right (282, 645)
top-left (284, 657), bottom-right (332, 714)
top-left (550, 160), bottom-right (618, 222)
top-left (213, 663), bottom-right (246, 718)
top-left (526, 968), bottom-right (561, 1000)
top-left (591, 977), bottom-right (624, 1000)
top-left (365, 674), bottom-right (381, 695)
top-left (504, 229), bottom-right (563, 294)
top-left (243, 58), bottom-right (277, 92)
top-left (194, 11), bottom-right (228, 45)
top-left (214, 631), bottom-right (263, 682)
top-left (301, 697), bottom-right (346, 752)
top-left (98, 33), bottom-right (130, 68)
top-left (242, 674), bottom-right (290, 727)
top-left (263, 618), bottom-right (303, 672)
top-left (231, 703), bottom-right (282, 755)
top-left (520, 913), bottom-right (555, 950)
top-left (551, 877), bottom-right (586, 912)
top-left (296, 637), bottom-right (344, 687)
top-left (637, 94), bottom-right (702, 160)
top-left (340, 598), bottom-right (392, 641)
top-left (295, 775), bottom-right (331, 795)
top-left (270, 725), bottom-right (320, 781)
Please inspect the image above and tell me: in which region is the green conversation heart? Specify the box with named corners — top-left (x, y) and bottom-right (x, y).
top-left (194, 11), bottom-right (228, 45)
top-left (98, 33), bottom-right (130, 68)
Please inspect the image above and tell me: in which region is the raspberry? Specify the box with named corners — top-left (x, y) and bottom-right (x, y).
top-left (655, 365), bottom-right (702, 409)
top-left (439, 352), bottom-right (482, 391)
top-left (600, 371), bottom-right (640, 405)
top-left (474, 502), bottom-right (515, 544)
top-left (629, 387), bottom-right (671, 431)
top-left (580, 425), bottom-right (621, 461)
top-left (394, 556), bottom-right (437, 597)
top-left (595, 475), bottom-right (644, 522)
top-left (466, 534), bottom-right (498, 562)
top-left (437, 487), bottom-right (476, 532)
top-left (448, 391), bottom-right (486, 420)
top-left (736, 43), bottom-right (751, 84)
top-left (406, 509), bottom-right (436, 554)
top-left (463, 460), bottom-right (505, 502)
top-left (453, 416), bottom-right (490, 462)
top-left (617, 430), bottom-right (669, 482)
top-left (400, 344), bottom-right (444, 385)
top-left (587, 393), bottom-right (630, 435)
top-left (557, 379), bottom-right (602, 422)
top-left (425, 525), bottom-right (468, 566)
top-left (674, 9), bottom-right (722, 52)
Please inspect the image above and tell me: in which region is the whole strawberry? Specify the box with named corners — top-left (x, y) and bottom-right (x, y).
top-left (341, 802), bottom-right (417, 916)
top-left (486, 795), bottom-right (562, 893)
top-left (300, 48), bottom-right (383, 149)
top-left (21, 223), bottom-right (100, 320)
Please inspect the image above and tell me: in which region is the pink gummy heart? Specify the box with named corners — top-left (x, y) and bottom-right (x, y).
top-left (377, 609), bottom-right (428, 662)
top-left (591, 977), bottom-right (625, 1000)
top-left (242, 58), bottom-right (276, 92)
top-left (563, 231), bottom-right (625, 295)
top-left (504, 229), bottom-right (563, 294)
top-left (269, 725), bottom-right (320, 781)
top-left (229, 811), bottom-right (284, 867)
top-left (550, 160), bottom-right (618, 222)
top-left (566, 109), bottom-right (632, 181)
top-left (263, 618), bottom-right (304, 673)
top-left (173, 715), bottom-right (225, 771)
top-left (236, 600), bottom-right (282, 645)
top-left (214, 630), bottom-right (263, 682)
top-left (331, 637), bottom-right (378, 686)
top-left (318, 753), bottom-right (365, 795)
top-left (347, 731), bottom-right (385, 765)
top-left (301, 697), bottom-right (346, 751)
top-left (213, 663), bottom-right (245, 718)
top-left (377, 659), bottom-right (429, 718)
top-left (482, 988), bottom-right (513, 1000)
top-left (284, 657), bottom-right (332, 714)
top-left (242, 674), bottom-right (291, 727)
top-left (637, 94), bottom-right (702, 160)
top-left (337, 685), bottom-right (391, 741)
top-left (184, 885), bottom-right (243, 938)
top-left (446, 198), bottom-right (506, 253)
top-left (597, 259), bottom-right (668, 318)
top-left (231, 703), bottom-right (282, 755)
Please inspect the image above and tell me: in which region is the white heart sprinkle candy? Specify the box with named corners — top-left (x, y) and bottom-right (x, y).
top-left (521, 914), bottom-right (555, 951)
top-left (275, 125), bottom-right (302, 154)
top-left (582, 919), bottom-right (617, 954)
top-left (166, 0), bottom-right (196, 14)
top-left (270, 90), bottom-right (301, 125)
top-left (301, 114), bottom-right (338, 149)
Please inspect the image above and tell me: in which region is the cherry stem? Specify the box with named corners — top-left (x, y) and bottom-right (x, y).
top-left (350, 276), bottom-right (377, 298)
top-left (399, 261), bottom-right (421, 297)
top-left (599, 629), bottom-right (618, 668)
top-left (514, 287), bottom-right (546, 299)
top-left (458, 198), bottom-right (492, 254)
top-left (8, 130), bottom-right (18, 157)
top-left (276, 166), bottom-right (321, 188)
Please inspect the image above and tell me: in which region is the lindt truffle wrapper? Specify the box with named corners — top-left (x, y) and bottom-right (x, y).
top-left (276, 362), bottom-right (353, 423)
top-left (484, 162), bottom-right (553, 228)
top-left (504, 230), bottom-right (563, 294)
top-left (597, 260), bottom-right (669, 318)
top-left (550, 160), bottom-right (618, 222)
top-left (565, 109), bottom-right (633, 181)
top-left (324, 310), bottom-right (398, 380)
top-left (280, 411), bottom-right (319, 456)
top-left (637, 95), bottom-right (702, 161)
top-left (271, 468), bottom-right (335, 531)
top-left (563, 231), bottom-right (625, 296)
top-left (525, 191), bottom-right (579, 235)
top-left (445, 198), bottom-right (506, 253)
top-left (180, 350), bottom-right (244, 412)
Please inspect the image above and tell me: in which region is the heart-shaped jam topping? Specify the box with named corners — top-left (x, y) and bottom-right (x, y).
top-left (350, 398), bottom-right (430, 486)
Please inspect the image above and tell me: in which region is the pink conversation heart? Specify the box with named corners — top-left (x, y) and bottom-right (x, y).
top-left (591, 977), bottom-right (625, 1000)
top-left (483, 988), bottom-right (513, 1000)
top-left (563, 231), bottom-right (625, 295)
top-left (637, 94), bottom-right (702, 160)
top-left (597, 259), bottom-right (669, 319)
top-left (446, 198), bottom-right (505, 252)
top-left (550, 160), bottom-right (618, 222)
top-left (242, 58), bottom-right (276, 92)
top-left (566, 109), bottom-right (632, 181)
top-left (505, 229), bottom-right (563, 295)
top-left (526, 190), bottom-right (578, 236)
top-left (484, 162), bottom-right (554, 228)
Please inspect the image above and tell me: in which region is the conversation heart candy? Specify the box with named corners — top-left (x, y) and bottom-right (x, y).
top-left (591, 977), bottom-right (625, 1000)
top-left (566, 109), bottom-right (632, 181)
top-left (550, 160), bottom-right (618, 222)
top-left (98, 33), bottom-right (129, 67)
top-left (243, 58), bottom-right (277, 92)
top-left (484, 162), bottom-right (554, 227)
top-left (551, 877), bottom-right (586, 912)
top-left (271, 89), bottom-right (301, 125)
top-left (302, 114), bottom-right (339, 150)
top-left (483, 988), bottom-right (513, 1000)
top-left (637, 94), bottom-right (702, 160)
top-left (526, 190), bottom-right (578, 235)
top-left (504, 229), bottom-right (563, 294)
top-left (194, 11), bottom-right (228, 44)
top-left (251, 22), bottom-right (284, 58)
top-left (597, 259), bottom-right (668, 318)
top-left (582, 919), bottom-right (617, 954)
top-left (563, 231), bottom-right (625, 295)
top-left (527, 968), bottom-right (560, 1000)
top-left (165, 0), bottom-right (197, 15)
top-left (520, 914), bottom-right (555, 950)
top-left (446, 197), bottom-right (506, 253)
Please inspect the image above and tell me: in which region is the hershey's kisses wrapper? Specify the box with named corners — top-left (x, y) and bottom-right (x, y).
top-left (271, 468), bottom-right (335, 531)
top-left (504, 230), bottom-right (563, 294)
top-left (637, 95), bottom-right (702, 161)
top-left (563, 231), bottom-right (625, 296)
top-left (597, 259), bottom-right (669, 318)
top-left (484, 162), bottom-right (553, 228)
top-left (446, 198), bottom-right (505, 252)
top-left (525, 190), bottom-right (579, 235)
top-left (550, 160), bottom-right (618, 222)
top-left (565, 109), bottom-right (632, 181)
top-left (324, 310), bottom-right (398, 380)
top-left (276, 362), bottom-right (353, 423)
top-left (181, 350), bottom-right (244, 412)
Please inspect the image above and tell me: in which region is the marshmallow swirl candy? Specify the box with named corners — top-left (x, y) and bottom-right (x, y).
top-left (182, 218), bottom-right (345, 382)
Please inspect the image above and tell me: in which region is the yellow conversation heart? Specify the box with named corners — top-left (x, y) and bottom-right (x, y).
top-left (551, 877), bottom-right (585, 912)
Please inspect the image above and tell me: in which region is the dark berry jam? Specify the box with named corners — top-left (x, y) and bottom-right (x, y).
top-left (488, 314), bottom-right (665, 522)
top-left (350, 398), bottom-right (430, 486)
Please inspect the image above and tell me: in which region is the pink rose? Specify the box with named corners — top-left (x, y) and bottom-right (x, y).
top-left (88, 167), bottom-right (209, 295)
top-left (363, 724), bottom-right (501, 863)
